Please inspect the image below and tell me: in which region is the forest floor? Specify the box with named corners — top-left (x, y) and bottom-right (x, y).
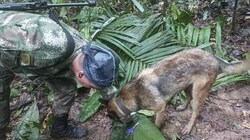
top-left (5, 0), bottom-right (250, 140)
top-left (77, 82), bottom-right (250, 140)
top-left (7, 81), bottom-right (250, 140)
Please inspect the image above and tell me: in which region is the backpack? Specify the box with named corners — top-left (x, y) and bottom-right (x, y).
top-left (0, 11), bottom-right (75, 75)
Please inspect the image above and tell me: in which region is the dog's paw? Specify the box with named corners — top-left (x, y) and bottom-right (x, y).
top-left (182, 126), bottom-right (192, 134)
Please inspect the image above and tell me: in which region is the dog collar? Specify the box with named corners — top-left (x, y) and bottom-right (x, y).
top-left (115, 96), bottom-right (132, 115)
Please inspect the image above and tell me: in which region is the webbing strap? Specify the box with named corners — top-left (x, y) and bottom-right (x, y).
top-left (48, 10), bottom-right (75, 62)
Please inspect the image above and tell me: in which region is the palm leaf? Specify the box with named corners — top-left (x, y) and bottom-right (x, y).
top-left (212, 74), bottom-right (250, 91)
top-left (91, 13), bottom-right (180, 86)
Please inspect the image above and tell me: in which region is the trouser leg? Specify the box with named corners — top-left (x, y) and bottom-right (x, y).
top-left (46, 77), bottom-right (77, 116)
top-left (46, 77), bottom-right (87, 139)
top-left (0, 66), bottom-right (15, 139)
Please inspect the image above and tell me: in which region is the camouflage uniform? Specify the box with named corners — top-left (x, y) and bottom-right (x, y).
top-left (0, 11), bottom-right (116, 133)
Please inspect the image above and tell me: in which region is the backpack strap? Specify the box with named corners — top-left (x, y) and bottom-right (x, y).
top-left (48, 10), bottom-right (75, 63)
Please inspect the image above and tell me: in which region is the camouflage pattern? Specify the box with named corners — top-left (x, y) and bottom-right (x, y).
top-left (0, 66), bottom-right (14, 129)
top-left (0, 10), bottom-right (87, 76)
top-left (0, 11), bottom-right (86, 130)
top-left (46, 77), bottom-right (77, 116)
top-left (99, 85), bottom-right (118, 101)
top-left (0, 11), bottom-right (118, 133)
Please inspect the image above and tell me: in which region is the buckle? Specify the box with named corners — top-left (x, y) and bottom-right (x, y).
top-left (20, 53), bottom-right (31, 66)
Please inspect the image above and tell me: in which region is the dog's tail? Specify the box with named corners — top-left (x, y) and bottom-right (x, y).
top-left (217, 56), bottom-right (250, 74)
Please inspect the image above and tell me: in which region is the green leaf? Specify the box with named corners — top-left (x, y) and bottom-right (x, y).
top-left (110, 114), bottom-right (165, 140)
top-left (10, 88), bottom-right (21, 100)
top-left (13, 102), bottom-right (40, 140)
top-left (192, 27), bottom-right (199, 46)
top-left (246, 53), bottom-right (250, 59)
top-left (138, 110), bottom-right (155, 116)
top-left (212, 73), bottom-right (249, 91)
top-left (131, 114), bottom-right (165, 140)
top-left (198, 28), bottom-right (205, 45)
top-left (171, 3), bottom-right (181, 20)
top-left (79, 91), bottom-right (102, 122)
top-left (131, 0), bottom-right (145, 12)
top-left (177, 26), bottom-right (182, 43)
top-left (180, 26), bottom-right (186, 44)
top-left (137, 44), bottom-right (180, 60)
top-left (197, 42), bottom-right (215, 49)
top-left (135, 32), bottom-right (175, 55)
top-left (110, 121), bottom-right (127, 140)
top-left (203, 25), bottom-right (212, 52)
top-left (103, 31), bottom-right (140, 46)
top-left (178, 91), bottom-right (186, 104)
top-left (216, 22), bottom-right (222, 48)
top-left (215, 22), bottom-right (224, 58)
top-left (204, 25), bottom-right (211, 43)
top-left (97, 34), bottom-right (135, 59)
top-left (187, 24), bottom-right (194, 45)
top-left (127, 60), bottom-right (136, 83)
top-left (143, 46), bottom-right (184, 64)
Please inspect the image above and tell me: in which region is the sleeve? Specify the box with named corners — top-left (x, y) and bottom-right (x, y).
top-left (98, 85), bottom-right (118, 102)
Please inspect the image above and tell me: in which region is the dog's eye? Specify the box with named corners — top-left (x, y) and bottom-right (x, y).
top-left (108, 111), bottom-right (119, 120)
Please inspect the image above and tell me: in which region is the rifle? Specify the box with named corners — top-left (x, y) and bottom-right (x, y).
top-left (0, 0), bottom-right (96, 11)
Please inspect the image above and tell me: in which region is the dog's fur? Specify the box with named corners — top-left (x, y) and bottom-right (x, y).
top-left (107, 48), bottom-right (250, 134)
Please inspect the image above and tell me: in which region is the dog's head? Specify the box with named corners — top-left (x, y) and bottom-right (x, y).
top-left (107, 97), bottom-right (132, 123)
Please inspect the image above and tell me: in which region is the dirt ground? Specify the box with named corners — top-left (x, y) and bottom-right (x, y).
top-left (6, 81), bottom-right (250, 140)
top-left (86, 82), bottom-right (250, 140)
top-left (47, 81), bottom-right (250, 140)
top-left (162, 82), bottom-right (250, 140)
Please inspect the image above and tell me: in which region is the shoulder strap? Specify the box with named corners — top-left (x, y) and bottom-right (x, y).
top-left (48, 10), bottom-right (75, 62)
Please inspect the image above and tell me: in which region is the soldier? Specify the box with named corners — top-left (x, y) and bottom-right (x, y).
top-left (0, 11), bottom-right (119, 139)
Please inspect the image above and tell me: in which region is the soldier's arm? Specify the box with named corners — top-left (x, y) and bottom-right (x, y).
top-left (98, 85), bottom-right (118, 104)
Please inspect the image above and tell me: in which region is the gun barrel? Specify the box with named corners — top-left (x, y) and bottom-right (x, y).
top-left (0, 1), bottom-right (96, 11)
top-left (0, 2), bottom-right (34, 10)
top-left (48, 2), bottom-right (96, 7)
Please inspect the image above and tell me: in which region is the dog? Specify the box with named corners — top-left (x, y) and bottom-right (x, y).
top-left (107, 48), bottom-right (250, 134)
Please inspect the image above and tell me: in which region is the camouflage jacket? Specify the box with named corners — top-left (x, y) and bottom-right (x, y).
top-left (0, 11), bottom-right (118, 98)
top-left (0, 10), bottom-right (86, 77)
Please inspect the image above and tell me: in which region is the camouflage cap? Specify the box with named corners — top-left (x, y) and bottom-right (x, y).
top-left (82, 44), bottom-right (120, 88)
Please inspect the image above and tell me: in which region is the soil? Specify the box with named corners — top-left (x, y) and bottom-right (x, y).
top-left (76, 82), bottom-right (250, 140)
top-left (12, 81), bottom-right (249, 140)
top-left (162, 82), bottom-right (250, 140)
top-left (71, 82), bottom-right (250, 140)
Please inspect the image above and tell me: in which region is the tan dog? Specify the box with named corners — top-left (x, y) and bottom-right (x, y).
top-left (108, 48), bottom-right (250, 134)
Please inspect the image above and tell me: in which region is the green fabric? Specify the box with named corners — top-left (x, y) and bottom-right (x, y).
top-left (0, 10), bottom-right (86, 76)
top-left (46, 77), bottom-right (77, 116)
top-left (0, 66), bottom-right (14, 129)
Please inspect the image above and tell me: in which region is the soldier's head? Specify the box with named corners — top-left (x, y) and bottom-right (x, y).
top-left (73, 43), bottom-right (120, 89)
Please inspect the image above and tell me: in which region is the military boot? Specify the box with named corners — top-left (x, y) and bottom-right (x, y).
top-left (50, 113), bottom-right (87, 139)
